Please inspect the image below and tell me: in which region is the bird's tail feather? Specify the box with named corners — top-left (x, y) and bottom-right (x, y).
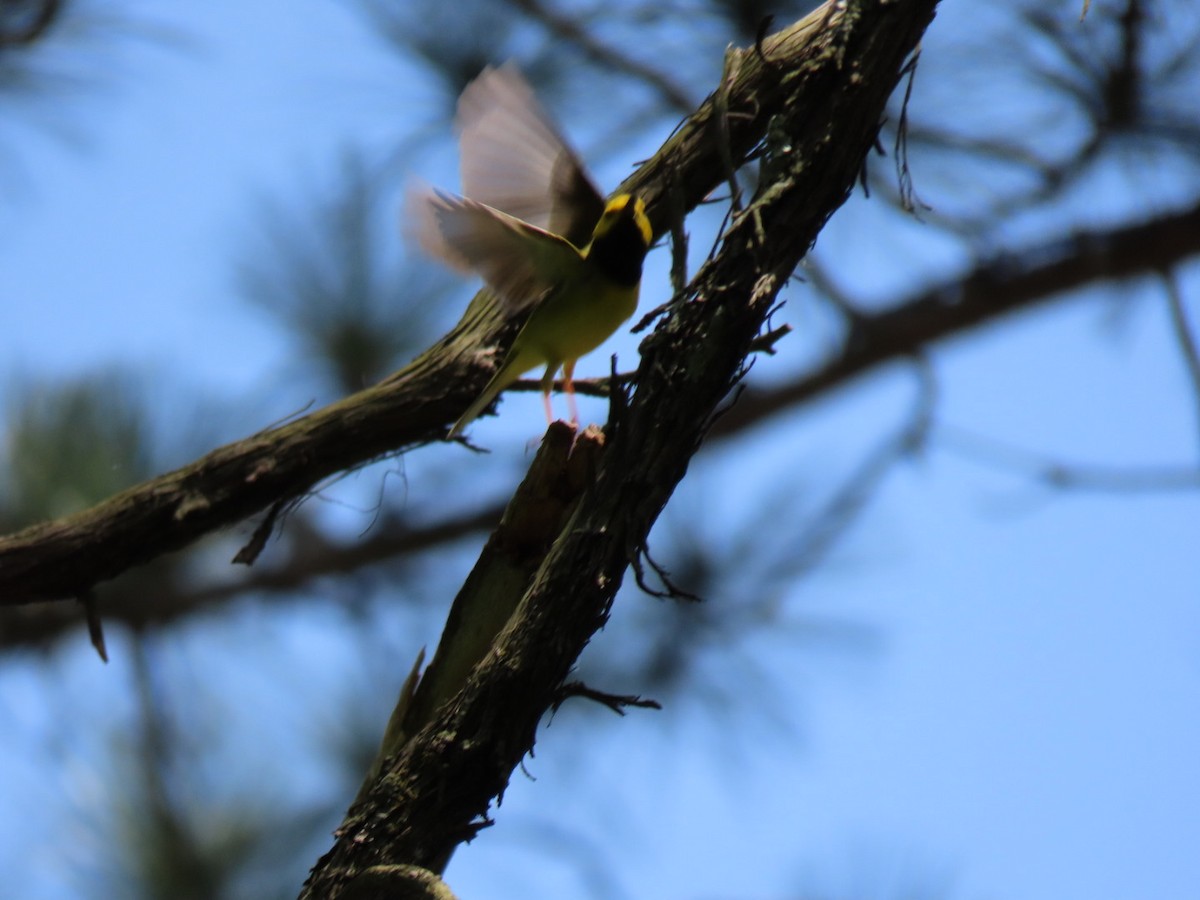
top-left (448, 349), bottom-right (537, 438)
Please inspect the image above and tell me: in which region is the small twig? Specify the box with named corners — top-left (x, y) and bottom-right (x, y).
top-left (631, 541), bottom-right (701, 602)
top-left (1161, 269), bottom-right (1200, 454)
top-left (504, 0), bottom-right (693, 113)
top-left (936, 423), bottom-right (1200, 492)
top-left (553, 681), bottom-right (662, 716)
top-left (893, 48), bottom-right (930, 216)
top-left (233, 498), bottom-right (286, 565)
top-left (506, 374), bottom-right (612, 399)
top-left (755, 15), bottom-right (780, 68)
top-left (631, 288), bottom-right (685, 334)
top-left (80, 591), bottom-right (108, 663)
top-left (714, 46), bottom-right (746, 214)
top-left (748, 323), bottom-right (792, 356)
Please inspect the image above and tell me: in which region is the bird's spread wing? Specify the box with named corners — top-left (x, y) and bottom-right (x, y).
top-left (409, 187), bottom-right (581, 311)
top-left (456, 63), bottom-right (606, 249)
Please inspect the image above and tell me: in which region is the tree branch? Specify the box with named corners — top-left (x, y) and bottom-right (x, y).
top-left (21, 1), bottom-right (1193, 660)
top-left (712, 200), bottom-right (1200, 436)
top-left (9, 195), bottom-right (1200, 648)
top-left (504, 0), bottom-right (695, 113)
top-left (301, 0), bottom-right (940, 892)
top-left (0, 0), bottom-right (61, 48)
top-left (0, 504), bottom-right (505, 649)
top-left (0, 8), bottom-right (834, 609)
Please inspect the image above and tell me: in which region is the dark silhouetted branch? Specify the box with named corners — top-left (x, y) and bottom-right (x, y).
top-left (302, 0), bottom-right (939, 891)
top-left (0, 8), bottom-right (835, 610)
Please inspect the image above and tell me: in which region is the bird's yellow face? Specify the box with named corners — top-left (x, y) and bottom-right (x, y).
top-left (584, 194), bottom-right (652, 288)
top-left (593, 195), bottom-right (652, 248)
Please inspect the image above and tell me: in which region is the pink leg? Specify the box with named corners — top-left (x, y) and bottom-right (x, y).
top-left (563, 360), bottom-right (579, 428)
top-left (540, 365), bottom-right (557, 425)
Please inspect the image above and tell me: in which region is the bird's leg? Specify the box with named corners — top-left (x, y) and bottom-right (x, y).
top-left (562, 360), bottom-right (579, 428)
top-left (540, 364), bottom-right (557, 425)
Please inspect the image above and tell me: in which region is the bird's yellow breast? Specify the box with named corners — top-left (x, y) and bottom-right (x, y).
top-left (517, 264), bottom-right (640, 365)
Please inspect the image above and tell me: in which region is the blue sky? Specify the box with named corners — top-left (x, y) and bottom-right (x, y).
top-left (2, 2), bottom-right (1199, 898)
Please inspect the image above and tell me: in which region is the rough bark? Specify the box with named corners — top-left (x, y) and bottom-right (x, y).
top-left (301, 1), bottom-right (941, 895)
top-left (0, 3), bottom-right (851, 610)
top-left (6, 197), bottom-right (1200, 646)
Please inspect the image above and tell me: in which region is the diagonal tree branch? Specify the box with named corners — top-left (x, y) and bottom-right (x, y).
top-left (714, 199), bottom-right (1200, 435)
top-left (0, 504), bottom-right (505, 649)
top-left (7, 197), bottom-right (1200, 648)
top-left (0, 8), bottom-right (835, 609)
top-left (302, 0), bottom-right (940, 893)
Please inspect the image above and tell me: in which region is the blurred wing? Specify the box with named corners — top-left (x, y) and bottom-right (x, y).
top-left (409, 185), bottom-right (581, 311)
top-left (457, 63), bottom-right (606, 248)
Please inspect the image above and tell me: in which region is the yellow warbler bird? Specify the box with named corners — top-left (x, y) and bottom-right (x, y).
top-left (409, 63), bottom-right (652, 438)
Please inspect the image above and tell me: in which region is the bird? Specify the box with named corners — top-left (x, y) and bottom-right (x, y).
top-left (408, 63), bottom-right (653, 439)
